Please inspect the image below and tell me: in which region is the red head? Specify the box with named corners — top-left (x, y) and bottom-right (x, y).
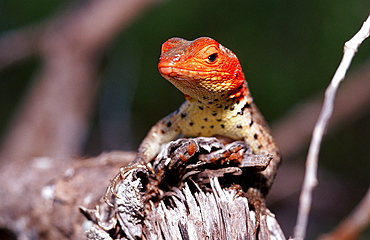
top-left (158, 37), bottom-right (246, 101)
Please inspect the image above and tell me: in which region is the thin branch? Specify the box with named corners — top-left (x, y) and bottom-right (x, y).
top-left (293, 15), bottom-right (370, 239)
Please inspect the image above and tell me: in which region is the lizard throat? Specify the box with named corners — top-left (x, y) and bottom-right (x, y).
top-left (160, 71), bottom-right (250, 103)
top-left (185, 82), bottom-right (253, 111)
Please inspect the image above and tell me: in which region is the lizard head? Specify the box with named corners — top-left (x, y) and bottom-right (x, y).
top-left (158, 37), bottom-right (246, 101)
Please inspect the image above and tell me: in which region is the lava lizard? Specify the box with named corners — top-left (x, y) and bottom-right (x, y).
top-left (107, 37), bottom-right (281, 227)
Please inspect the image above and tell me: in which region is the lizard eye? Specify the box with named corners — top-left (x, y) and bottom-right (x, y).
top-left (207, 53), bottom-right (218, 63)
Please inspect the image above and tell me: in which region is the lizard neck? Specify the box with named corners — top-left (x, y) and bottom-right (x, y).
top-left (185, 81), bottom-right (253, 111)
top-left (185, 80), bottom-right (252, 103)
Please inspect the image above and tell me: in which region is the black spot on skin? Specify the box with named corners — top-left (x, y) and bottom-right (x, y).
top-left (203, 96), bottom-right (208, 100)
top-left (241, 102), bottom-right (251, 111)
top-left (236, 100), bottom-right (240, 104)
top-left (161, 130), bottom-right (166, 134)
top-left (230, 106), bottom-right (235, 111)
top-left (224, 105), bottom-right (229, 110)
top-left (204, 118), bottom-right (208, 121)
top-left (216, 119), bottom-right (222, 122)
top-left (214, 99), bottom-right (219, 101)
top-left (236, 125), bottom-right (243, 129)
top-left (208, 101), bottom-right (213, 104)
top-left (210, 125), bottom-right (214, 128)
top-left (212, 112), bottom-right (217, 116)
top-left (249, 120), bottom-right (254, 127)
top-left (201, 126), bottom-right (205, 129)
top-left (254, 134), bottom-right (258, 139)
top-left (189, 122), bottom-right (194, 126)
top-left (197, 132), bottom-right (202, 136)
top-left (181, 112), bottom-right (187, 118)
top-left (167, 122), bottom-right (172, 128)
top-left (237, 110), bottom-right (243, 115)
top-left (217, 104), bottom-right (223, 108)
top-left (221, 124), bottom-right (225, 128)
top-left (199, 106), bottom-right (204, 110)
top-left (198, 100), bottom-right (202, 104)
top-left (258, 145), bottom-right (262, 149)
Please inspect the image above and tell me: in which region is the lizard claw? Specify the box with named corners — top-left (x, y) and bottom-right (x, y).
top-left (104, 167), bottom-right (126, 208)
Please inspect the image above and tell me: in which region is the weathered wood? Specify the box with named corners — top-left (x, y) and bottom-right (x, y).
top-left (83, 137), bottom-right (286, 240)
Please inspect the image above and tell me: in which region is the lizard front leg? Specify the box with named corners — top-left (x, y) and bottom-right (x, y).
top-left (136, 112), bottom-right (182, 163)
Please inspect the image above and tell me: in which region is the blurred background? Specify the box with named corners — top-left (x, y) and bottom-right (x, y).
top-left (0, 0), bottom-right (369, 239)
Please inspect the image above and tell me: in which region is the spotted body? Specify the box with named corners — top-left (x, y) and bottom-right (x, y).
top-left (137, 37), bottom-right (280, 197)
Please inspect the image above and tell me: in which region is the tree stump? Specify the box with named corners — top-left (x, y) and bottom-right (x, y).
top-left (82, 137), bottom-right (286, 240)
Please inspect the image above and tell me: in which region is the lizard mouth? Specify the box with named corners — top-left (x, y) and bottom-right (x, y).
top-left (159, 66), bottom-right (224, 81)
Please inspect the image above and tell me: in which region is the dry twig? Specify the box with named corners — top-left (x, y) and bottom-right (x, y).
top-left (293, 15), bottom-right (370, 239)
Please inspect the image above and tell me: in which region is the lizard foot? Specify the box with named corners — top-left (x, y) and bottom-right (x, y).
top-left (104, 161), bottom-right (151, 208)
